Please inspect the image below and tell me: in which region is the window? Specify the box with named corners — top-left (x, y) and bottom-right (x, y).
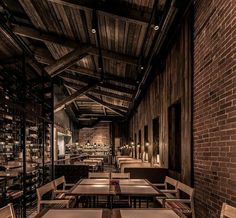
top-left (168, 101), bottom-right (181, 173)
top-left (153, 117), bottom-right (160, 162)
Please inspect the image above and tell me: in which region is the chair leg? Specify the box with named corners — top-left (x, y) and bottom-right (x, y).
top-left (37, 203), bottom-right (41, 214)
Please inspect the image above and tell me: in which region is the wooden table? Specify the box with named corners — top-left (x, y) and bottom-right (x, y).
top-left (71, 184), bottom-right (110, 196)
top-left (118, 179), bottom-right (149, 186)
top-left (79, 179), bottom-right (110, 185)
top-left (69, 181), bottom-right (112, 207)
top-left (34, 208), bottom-right (111, 218)
top-left (67, 179), bottom-right (163, 208)
top-left (112, 209), bottom-right (180, 218)
top-left (117, 180), bottom-right (162, 208)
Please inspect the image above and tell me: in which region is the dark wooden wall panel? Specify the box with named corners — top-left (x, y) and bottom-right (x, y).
top-left (129, 14), bottom-right (192, 184)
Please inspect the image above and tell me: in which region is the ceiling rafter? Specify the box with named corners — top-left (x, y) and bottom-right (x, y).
top-left (60, 73), bottom-right (135, 95)
top-left (85, 94), bottom-right (126, 117)
top-left (65, 83), bottom-right (132, 102)
top-left (45, 45), bottom-right (92, 76)
top-left (54, 82), bottom-right (96, 112)
top-left (12, 25), bottom-right (138, 65)
top-left (33, 47), bottom-right (137, 86)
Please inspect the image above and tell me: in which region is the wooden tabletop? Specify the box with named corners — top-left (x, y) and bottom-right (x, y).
top-left (118, 179), bottom-right (149, 186)
top-left (34, 208), bottom-right (111, 218)
top-left (112, 209), bottom-right (180, 218)
top-left (118, 185), bottom-right (160, 196)
top-left (70, 184), bottom-right (111, 195)
top-left (79, 179), bottom-right (110, 185)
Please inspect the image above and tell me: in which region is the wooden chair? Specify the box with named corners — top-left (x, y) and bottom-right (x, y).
top-left (155, 176), bottom-right (178, 196)
top-left (54, 176), bottom-right (74, 193)
top-left (36, 181), bottom-right (74, 214)
top-left (111, 172), bottom-right (130, 179)
top-left (164, 182), bottom-right (195, 218)
top-left (220, 203), bottom-right (236, 218)
top-left (88, 172), bottom-right (110, 179)
top-left (0, 203), bottom-right (16, 218)
top-left (53, 176), bottom-right (76, 200)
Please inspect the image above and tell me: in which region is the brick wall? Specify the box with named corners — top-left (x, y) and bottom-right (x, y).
top-left (193, 0), bottom-right (236, 217)
top-left (78, 122), bottom-right (110, 146)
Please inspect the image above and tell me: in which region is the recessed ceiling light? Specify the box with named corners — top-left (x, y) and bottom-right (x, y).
top-left (154, 25), bottom-right (159, 31)
top-left (92, 28), bottom-right (96, 34)
top-left (140, 66), bottom-right (144, 70)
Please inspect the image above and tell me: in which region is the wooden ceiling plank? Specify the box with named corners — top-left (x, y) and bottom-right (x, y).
top-left (54, 82), bottom-right (96, 112)
top-left (34, 48), bottom-right (137, 86)
top-left (89, 89), bottom-right (132, 102)
top-left (46, 0), bottom-right (150, 24)
top-left (65, 83), bottom-right (131, 102)
top-left (63, 76), bottom-right (134, 95)
top-left (85, 94), bottom-right (126, 117)
top-left (45, 45), bottom-right (92, 76)
top-left (12, 25), bottom-right (138, 65)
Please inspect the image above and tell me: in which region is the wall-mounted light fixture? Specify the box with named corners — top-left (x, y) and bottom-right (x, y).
top-left (153, 25), bottom-right (159, 31)
top-left (92, 9), bottom-right (97, 34)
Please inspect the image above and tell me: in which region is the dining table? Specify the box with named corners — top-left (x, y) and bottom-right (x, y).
top-left (112, 209), bottom-right (180, 218)
top-left (67, 178), bottom-right (164, 208)
top-left (34, 208), bottom-right (111, 218)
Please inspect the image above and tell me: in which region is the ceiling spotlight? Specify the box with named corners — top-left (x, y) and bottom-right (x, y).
top-left (64, 105), bottom-right (66, 110)
top-left (153, 25), bottom-right (159, 31)
top-left (140, 66), bottom-right (144, 70)
top-left (145, 142), bottom-right (150, 146)
top-left (91, 28), bottom-right (96, 34)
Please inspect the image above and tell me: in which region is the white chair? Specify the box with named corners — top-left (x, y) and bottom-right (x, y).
top-left (0, 203), bottom-right (16, 218)
top-left (220, 203), bottom-right (236, 218)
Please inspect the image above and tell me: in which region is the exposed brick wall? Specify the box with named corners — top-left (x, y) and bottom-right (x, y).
top-left (193, 0), bottom-right (236, 217)
top-left (79, 122), bottom-right (110, 146)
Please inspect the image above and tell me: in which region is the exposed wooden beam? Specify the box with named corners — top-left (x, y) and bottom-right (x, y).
top-left (65, 82), bottom-right (132, 102)
top-left (54, 82), bottom-right (96, 112)
top-left (45, 45), bottom-right (91, 76)
top-left (99, 82), bottom-right (135, 95)
top-left (63, 76), bottom-right (134, 95)
top-left (89, 89), bottom-right (132, 102)
top-left (34, 48), bottom-right (137, 86)
top-left (46, 0), bottom-right (150, 24)
top-left (13, 25), bottom-right (138, 65)
top-left (85, 94), bottom-right (126, 117)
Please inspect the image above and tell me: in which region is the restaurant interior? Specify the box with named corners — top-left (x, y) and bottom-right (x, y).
top-left (0, 0), bottom-right (235, 217)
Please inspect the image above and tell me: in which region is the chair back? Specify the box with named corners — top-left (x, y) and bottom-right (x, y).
top-left (54, 176), bottom-right (66, 190)
top-left (37, 181), bottom-right (55, 201)
top-left (177, 182), bottom-right (195, 218)
top-left (165, 176), bottom-right (178, 190)
top-left (111, 172), bottom-right (130, 179)
top-left (0, 203), bottom-right (16, 218)
top-left (88, 172), bottom-right (110, 179)
top-left (220, 203), bottom-right (236, 218)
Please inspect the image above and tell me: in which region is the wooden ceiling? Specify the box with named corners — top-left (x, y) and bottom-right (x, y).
top-left (0, 0), bottom-right (189, 128)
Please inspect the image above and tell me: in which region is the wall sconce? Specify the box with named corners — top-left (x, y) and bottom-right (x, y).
top-left (92, 9), bottom-right (97, 34)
